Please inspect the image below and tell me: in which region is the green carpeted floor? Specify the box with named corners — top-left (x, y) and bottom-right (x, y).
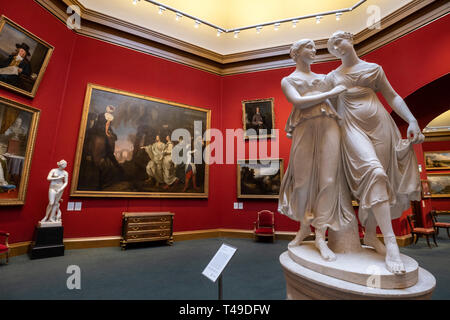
top-left (0, 236), bottom-right (449, 300)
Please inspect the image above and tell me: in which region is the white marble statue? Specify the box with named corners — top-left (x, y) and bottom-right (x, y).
top-left (324, 31), bottom-right (424, 274)
top-left (278, 39), bottom-right (356, 262)
top-left (40, 160), bottom-right (69, 224)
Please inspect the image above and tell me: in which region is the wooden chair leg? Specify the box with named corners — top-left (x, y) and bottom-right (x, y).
top-left (6, 252), bottom-right (8, 264)
top-left (433, 233), bottom-right (438, 247)
top-left (414, 233), bottom-right (419, 244)
top-left (447, 228), bottom-right (450, 239)
top-left (426, 235), bottom-right (431, 248)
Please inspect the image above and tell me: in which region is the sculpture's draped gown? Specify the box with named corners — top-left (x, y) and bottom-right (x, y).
top-left (278, 74), bottom-right (354, 231)
top-left (325, 63), bottom-right (421, 226)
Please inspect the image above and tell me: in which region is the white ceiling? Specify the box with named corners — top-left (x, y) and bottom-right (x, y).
top-left (78, 0), bottom-right (414, 55)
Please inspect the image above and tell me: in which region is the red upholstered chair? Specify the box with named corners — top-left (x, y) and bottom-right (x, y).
top-left (253, 210), bottom-right (275, 242)
top-left (406, 214), bottom-right (437, 248)
top-left (0, 230), bottom-right (10, 264)
top-left (431, 211), bottom-right (450, 238)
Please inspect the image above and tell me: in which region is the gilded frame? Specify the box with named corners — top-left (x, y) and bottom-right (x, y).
top-left (424, 150), bottom-right (450, 171)
top-left (0, 16), bottom-right (54, 98)
top-left (242, 98), bottom-right (275, 140)
top-left (237, 158), bottom-right (283, 199)
top-left (427, 173), bottom-right (450, 198)
top-left (0, 95), bottom-right (40, 205)
top-left (70, 83), bottom-right (211, 198)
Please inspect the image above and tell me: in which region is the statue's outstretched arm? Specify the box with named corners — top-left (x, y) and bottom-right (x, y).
top-left (281, 78), bottom-right (346, 110)
top-left (378, 74), bottom-right (423, 144)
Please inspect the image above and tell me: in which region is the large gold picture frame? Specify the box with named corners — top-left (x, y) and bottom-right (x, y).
top-left (242, 98), bottom-right (275, 140)
top-left (71, 84), bottom-right (211, 198)
top-left (0, 16), bottom-right (54, 98)
top-left (0, 96), bottom-right (40, 205)
top-left (237, 158), bottom-right (283, 199)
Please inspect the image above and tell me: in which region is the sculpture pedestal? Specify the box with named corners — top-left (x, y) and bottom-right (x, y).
top-left (288, 243), bottom-right (418, 289)
top-left (280, 250), bottom-right (435, 300)
top-left (39, 221), bottom-right (62, 228)
top-left (30, 226), bottom-right (65, 260)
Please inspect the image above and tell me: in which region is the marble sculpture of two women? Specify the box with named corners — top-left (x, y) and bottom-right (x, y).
top-left (278, 31), bottom-right (424, 275)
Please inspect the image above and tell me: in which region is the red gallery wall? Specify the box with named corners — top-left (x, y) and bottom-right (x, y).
top-left (0, 0), bottom-right (222, 242)
top-left (0, 0), bottom-right (77, 243)
top-left (0, 0), bottom-right (448, 243)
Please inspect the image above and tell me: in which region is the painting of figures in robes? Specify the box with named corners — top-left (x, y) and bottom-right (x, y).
top-left (0, 96), bottom-right (40, 205)
top-left (71, 84), bottom-right (210, 198)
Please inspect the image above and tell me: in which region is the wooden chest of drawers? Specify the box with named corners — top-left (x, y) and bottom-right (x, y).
top-left (120, 212), bottom-right (174, 249)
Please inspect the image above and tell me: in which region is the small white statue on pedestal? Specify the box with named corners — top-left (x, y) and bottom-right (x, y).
top-left (40, 160), bottom-right (68, 226)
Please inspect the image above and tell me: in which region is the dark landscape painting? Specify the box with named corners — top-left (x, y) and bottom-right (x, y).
top-left (424, 151), bottom-right (450, 170)
top-left (427, 173), bottom-right (450, 198)
top-left (237, 159), bottom-right (283, 199)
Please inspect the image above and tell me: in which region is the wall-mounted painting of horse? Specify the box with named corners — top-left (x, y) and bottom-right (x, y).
top-left (70, 84), bottom-right (210, 198)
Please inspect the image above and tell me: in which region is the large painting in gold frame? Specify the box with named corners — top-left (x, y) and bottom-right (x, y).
top-left (0, 96), bottom-right (40, 205)
top-left (0, 16), bottom-right (54, 98)
top-left (70, 84), bottom-right (211, 198)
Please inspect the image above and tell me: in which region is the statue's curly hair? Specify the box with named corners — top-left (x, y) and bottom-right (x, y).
top-left (289, 39), bottom-right (314, 61)
top-left (327, 31), bottom-right (354, 57)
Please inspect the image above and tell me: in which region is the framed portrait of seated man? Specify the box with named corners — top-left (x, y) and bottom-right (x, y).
top-left (0, 96), bottom-right (40, 205)
top-left (0, 16), bottom-right (54, 98)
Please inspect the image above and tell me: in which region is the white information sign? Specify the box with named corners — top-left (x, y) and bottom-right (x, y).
top-left (202, 243), bottom-right (237, 282)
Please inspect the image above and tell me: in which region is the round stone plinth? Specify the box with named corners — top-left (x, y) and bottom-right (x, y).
top-left (288, 243), bottom-right (418, 289)
top-left (280, 251), bottom-right (436, 300)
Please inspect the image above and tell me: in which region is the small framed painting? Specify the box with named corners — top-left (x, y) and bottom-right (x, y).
top-left (0, 16), bottom-right (54, 98)
top-left (237, 159), bottom-right (283, 199)
top-left (242, 98), bottom-right (275, 140)
top-left (427, 173), bottom-right (450, 198)
top-left (424, 151), bottom-right (450, 170)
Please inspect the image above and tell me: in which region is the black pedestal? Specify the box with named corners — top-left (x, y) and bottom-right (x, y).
top-left (30, 226), bottom-right (65, 259)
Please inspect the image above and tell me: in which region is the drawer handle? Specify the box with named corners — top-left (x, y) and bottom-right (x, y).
top-left (132, 218), bottom-right (141, 223)
top-left (160, 225), bottom-right (165, 229)
top-left (132, 227), bottom-right (139, 231)
top-left (160, 232), bottom-right (166, 236)
top-left (131, 235), bottom-right (138, 239)
top-left (160, 217), bottom-right (167, 221)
